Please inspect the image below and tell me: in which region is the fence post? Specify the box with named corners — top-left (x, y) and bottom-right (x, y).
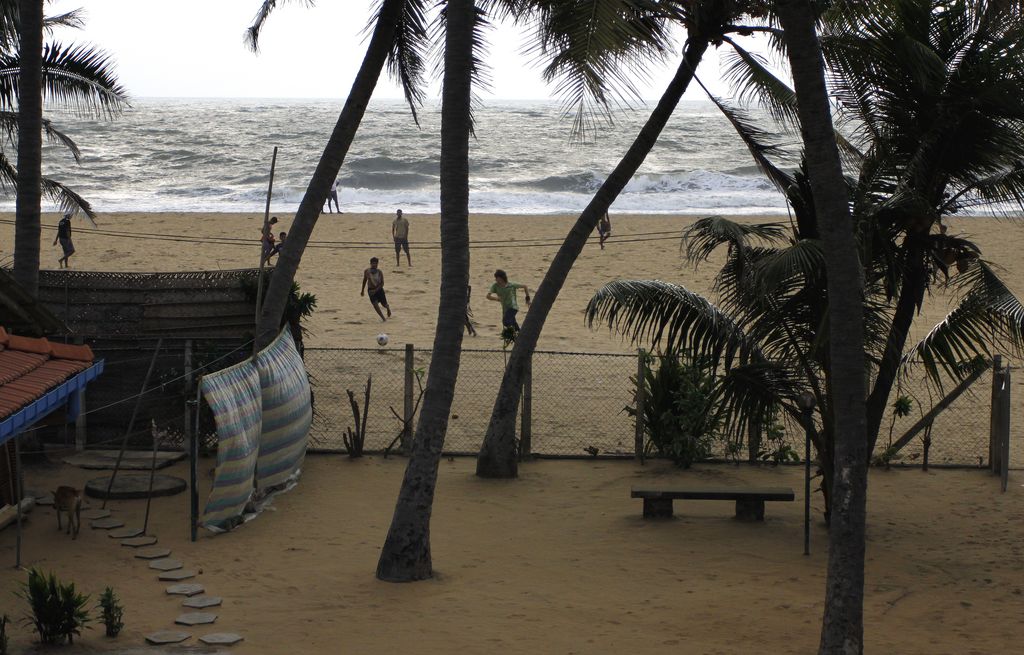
top-left (999, 365), bottom-right (1011, 492)
top-left (183, 340), bottom-right (193, 447)
top-left (520, 355), bottom-right (532, 461)
top-left (990, 355), bottom-right (1003, 473)
top-left (635, 349), bottom-right (646, 464)
top-left (402, 343), bottom-right (414, 453)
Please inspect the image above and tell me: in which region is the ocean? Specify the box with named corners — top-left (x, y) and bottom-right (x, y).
top-left (13, 98), bottom-right (795, 215)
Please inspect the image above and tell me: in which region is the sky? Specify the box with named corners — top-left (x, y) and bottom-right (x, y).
top-left (48, 0), bottom-right (769, 102)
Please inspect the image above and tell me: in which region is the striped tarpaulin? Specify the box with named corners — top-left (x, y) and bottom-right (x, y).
top-left (254, 329), bottom-right (312, 493)
top-left (200, 358), bottom-right (262, 531)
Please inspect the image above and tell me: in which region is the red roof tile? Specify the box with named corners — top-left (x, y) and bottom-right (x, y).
top-left (0, 332), bottom-right (95, 421)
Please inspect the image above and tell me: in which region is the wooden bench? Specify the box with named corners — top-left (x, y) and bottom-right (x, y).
top-left (631, 486), bottom-right (795, 521)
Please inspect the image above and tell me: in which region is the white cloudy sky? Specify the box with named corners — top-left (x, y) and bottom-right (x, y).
top-left (49, 1), bottom-right (772, 101)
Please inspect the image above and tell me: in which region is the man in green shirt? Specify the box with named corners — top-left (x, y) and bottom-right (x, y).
top-left (487, 269), bottom-right (531, 331)
top-left (392, 209), bottom-right (411, 266)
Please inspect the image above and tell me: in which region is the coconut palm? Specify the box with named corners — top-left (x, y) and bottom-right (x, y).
top-left (586, 0), bottom-right (1024, 523)
top-left (477, 0), bottom-right (775, 477)
top-left (4, 1), bottom-right (128, 296)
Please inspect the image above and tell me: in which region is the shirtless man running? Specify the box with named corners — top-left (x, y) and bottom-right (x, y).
top-left (361, 257), bottom-right (391, 321)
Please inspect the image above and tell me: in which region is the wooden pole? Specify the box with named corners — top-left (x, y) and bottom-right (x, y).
top-left (253, 146), bottom-right (279, 358)
top-left (520, 355), bottom-right (532, 461)
top-left (183, 340), bottom-right (193, 444)
top-left (190, 381), bottom-right (201, 542)
top-left (1000, 366), bottom-right (1011, 492)
top-left (402, 343), bottom-right (414, 453)
top-left (103, 339), bottom-right (163, 509)
top-left (635, 349), bottom-right (646, 463)
top-left (990, 355), bottom-right (1003, 473)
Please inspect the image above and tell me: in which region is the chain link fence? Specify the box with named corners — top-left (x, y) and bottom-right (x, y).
top-left (303, 347), bottom-right (1020, 467)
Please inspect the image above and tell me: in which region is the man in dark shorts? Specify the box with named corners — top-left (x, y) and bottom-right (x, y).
top-left (598, 211), bottom-right (612, 249)
top-left (54, 212), bottom-right (75, 268)
top-left (487, 269), bottom-right (531, 332)
top-left (361, 257), bottom-right (391, 321)
top-left (392, 209), bottom-right (411, 266)
top-left (326, 178), bottom-right (341, 213)
top-left (261, 216), bottom-right (279, 264)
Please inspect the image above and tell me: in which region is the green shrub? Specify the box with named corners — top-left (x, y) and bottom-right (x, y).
top-left (629, 351), bottom-right (720, 467)
top-left (98, 587), bottom-right (124, 638)
top-left (19, 569), bottom-right (90, 645)
top-left (758, 411), bottom-right (800, 464)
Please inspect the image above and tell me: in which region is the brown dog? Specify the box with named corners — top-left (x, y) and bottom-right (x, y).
top-left (53, 486), bottom-right (83, 539)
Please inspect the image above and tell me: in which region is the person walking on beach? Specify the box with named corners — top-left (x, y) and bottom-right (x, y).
top-left (392, 209), bottom-right (411, 266)
top-left (326, 178), bottom-right (341, 214)
top-left (361, 257), bottom-right (391, 321)
top-left (487, 269), bottom-right (530, 332)
top-left (261, 216), bottom-right (279, 264)
top-left (54, 212), bottom-right (75, 268)
top-left (598, 211), bottom-right (612, 250)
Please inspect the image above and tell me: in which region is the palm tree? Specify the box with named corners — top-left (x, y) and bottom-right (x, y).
top-left (477, 0), bottom-right (773, 477)
top-left (376, 0), bottom-right (478, 581)
top-left (4, 1), bottom-right (129, 296)
top-left (249, 0), bottom-right (428, 349)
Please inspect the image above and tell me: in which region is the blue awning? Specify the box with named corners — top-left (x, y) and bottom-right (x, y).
top-left (0, 360), bottom-right (104, 444)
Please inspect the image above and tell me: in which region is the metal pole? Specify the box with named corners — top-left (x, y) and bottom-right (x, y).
top-left (635, 349), bottom-right (646, 464)
top-left (520, 355), bottom-right (532, 461)
top-left (13, 435), bottom-right (23, 568)
top-left (402, 344), bottom-right (414, 452)
top-left (190, 382), bottom-right (202, 542)
top-left (253, 146), bottom-right (279, 357)
top-left (142, 411), bottom-right (161, 535)
top-left (803, 408), bottom-right (812, 557)
top-left (103, 338), bottom-right (163, 509)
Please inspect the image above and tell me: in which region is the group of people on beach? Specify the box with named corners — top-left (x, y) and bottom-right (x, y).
top-left (361, 209), bottom-right (531, 336)
top-left (260, 216), bottom-right (288, 265)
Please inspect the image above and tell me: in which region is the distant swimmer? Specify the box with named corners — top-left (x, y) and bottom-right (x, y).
top-left (261, 216), bottom-right (279, 265)
top-left (487, 269), bottom-right (530, 332)
top-left (54, 212), bottom-right (75, 268)
top-left (361, 256), bottom-right (391, 321)
top-left (326, 178), bottom-right (341, 214)
top-left (598, 211), bottom-right (612, 250)
top-left (392, 209), bottom-right (411, 267)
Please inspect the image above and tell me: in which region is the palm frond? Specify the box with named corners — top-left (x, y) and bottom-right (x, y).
top-left (749, 238), bottom-right (826, 296)
top-left (585, 278), bottom-right (755, 368)
top-left (0, 151), bottom-right (94, 220)
top-left (43, 9), bottom-right (85, 33)
top-left (719, 36), bottom-right (798, 127)
top-left (681, 215), bottom-right (787, 266)
top-left (713, 361), bottom-right (803, 440)
top-left (0, 42), bottom-right (130, 116)
top-left (0, 110), bottom-right (81, 161)
top-left (245, 0), bottom-right (315, 53)
top-left (385, 0), bottom-right (430, 125)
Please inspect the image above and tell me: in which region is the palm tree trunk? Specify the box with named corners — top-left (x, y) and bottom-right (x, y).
top-left (475, 38), bottom-right (710, 478)
top-left (254, 0), bottom-right (405, 349)
top-left (376, 0), bottom-right (474, 582)
top-left (776, 2), bottom-right (869, 654)
top-left (13, 0), bottom-right (44, 297)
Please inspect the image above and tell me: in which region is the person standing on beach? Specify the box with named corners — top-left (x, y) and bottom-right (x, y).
top-left (54, 212), bottom-right (75, 268)
top-left (392, 209), bottom-right (411, 266)
top-left (361, 256), bottom-right (391, 321)
top-left (326, 178), bottom-right (341, 214)
top-left (261, 216), bottom-right (279, 265)
top-left (598, 211), bottom-right (612, 250)
top-left (487, 269), bottom-right (530, 332)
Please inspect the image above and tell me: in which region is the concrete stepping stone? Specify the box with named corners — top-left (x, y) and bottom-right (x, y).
top-left (149, 558), bottom-right (183, 572)
top-left (85, 473), bottom-right (186, 500)
top-left (166, 583), bottom-right (204, 597)
top-left (159, 569), bottom-right (197, 581)
top-left (134, 544), bottom-right (169, 560)
top-left (145, 630), bottom-right (191, 645)
top-left (108, 526), bottom-right (144, 539)
top-left (182, 595), bottom-right (221, 609)
top-left (121, 535), bottom-right (157, 548)
top-left (81, 508), bottom-right (110, 520)
top-left (176, 612), bottom-right (217, 626)
top-left (28, 490), bottom-right (54, 506)
top-left (91, 517), bottom-right (124, 530)
top-left (200, 633), bottom-right (243, 646)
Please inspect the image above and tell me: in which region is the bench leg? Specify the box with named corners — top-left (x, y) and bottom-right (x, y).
top-left (642, 497), bottom-right (673, 519)
top-left (735, 498), bottom-right (765, 521)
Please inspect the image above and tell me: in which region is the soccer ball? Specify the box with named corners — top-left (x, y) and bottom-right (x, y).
top-left (376, 333), bottom-right (389, 347)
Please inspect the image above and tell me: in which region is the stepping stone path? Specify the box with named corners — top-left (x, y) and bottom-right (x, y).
top-left (81, 508), bottom-right (110, 520)
top-left (175, 612), bottom-right (217, 626)
top-left (85, 473), bottom-right (187, 500)
top-left (121, 535), bottom-right (157, 548)
top-left (159, 569), bottom-right (197, 581)
top-left (166, 583), bottom-right (205, 597)
top-left (182, 595), bottom-right (222, 609)
top-left (145, 630), bottom-right (191, 645)
top-left (91, 517), bottom-right (124, 530)
top-left (149, 558), bottom-right (183, 572)
top-left (31, 491), bottom-right (54, 506)
top-left (134, 546), bottom-right (171, 560)
top-left (108, 527), bottom-right (144, 539)
top-left (200, 633), bottom-right (244, 646)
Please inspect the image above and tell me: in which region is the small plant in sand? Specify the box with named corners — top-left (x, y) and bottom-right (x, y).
top-left (97, 587), bottom-right (124, 638)
top-left (20, 568), bottom-right (90, 645)
top-left (344, 376), bottom-right (372, 458)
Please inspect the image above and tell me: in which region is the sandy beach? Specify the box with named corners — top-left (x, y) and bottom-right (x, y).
top-left (1, 212), bottom-right (1023, 653)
